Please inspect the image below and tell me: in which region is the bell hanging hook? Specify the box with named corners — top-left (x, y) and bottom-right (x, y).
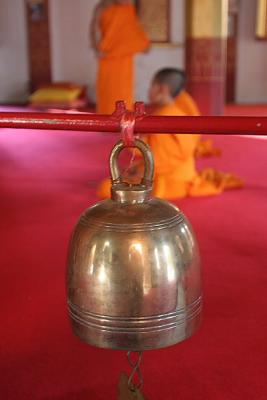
top-left (112, 101), bottom-right (147, 146)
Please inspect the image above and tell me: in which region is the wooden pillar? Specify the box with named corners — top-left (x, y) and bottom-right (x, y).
top-left (26, 0), bottom-right (51, 91)
top-left (226, 0), bottom-right (239, 103)
top-left (185, 0), bottom-right (228, 115)
top-left (256, 0), bottom-right (267, 39)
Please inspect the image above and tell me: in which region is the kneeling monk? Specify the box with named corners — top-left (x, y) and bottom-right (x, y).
top-left (97, 68), bottom-right (243, 199)
top-left (91, 0), bottom-right (150, 114)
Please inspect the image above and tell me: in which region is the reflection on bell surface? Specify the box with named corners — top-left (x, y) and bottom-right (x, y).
top-left (67, 139), bottom-right (202, 351)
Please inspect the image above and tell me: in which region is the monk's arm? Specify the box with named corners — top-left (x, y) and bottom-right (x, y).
top-left (195, 138), bottom-right (222, 157)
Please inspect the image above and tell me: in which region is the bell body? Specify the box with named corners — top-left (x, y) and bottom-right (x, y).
top-left (67, 140), bottom-right (202, 351)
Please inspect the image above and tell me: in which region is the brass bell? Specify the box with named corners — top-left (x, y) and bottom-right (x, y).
top-left (67, 139), bottom-right (202, 351)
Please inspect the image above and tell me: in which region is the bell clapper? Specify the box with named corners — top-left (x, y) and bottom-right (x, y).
top-left (118, 371), bottom-right (146, 400)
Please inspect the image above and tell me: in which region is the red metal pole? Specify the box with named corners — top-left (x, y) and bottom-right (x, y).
top-left (0, 112), bottom-right (267, 135)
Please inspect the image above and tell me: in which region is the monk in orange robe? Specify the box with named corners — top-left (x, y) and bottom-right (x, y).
top-left (97, 68), bottom-right (243, 199)
top-left (91, 0), bottom-right (150, 114)
top-left (176, 89), bottom-right (201, 116)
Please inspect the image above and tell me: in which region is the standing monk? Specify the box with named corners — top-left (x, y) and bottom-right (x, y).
top-left (91, 0), bottom-right (150, 114)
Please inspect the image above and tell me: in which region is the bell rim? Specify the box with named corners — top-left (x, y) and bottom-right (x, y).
top-left (70, 311), bottom-right (202, 352)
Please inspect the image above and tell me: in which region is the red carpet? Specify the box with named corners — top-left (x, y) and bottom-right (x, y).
top-left (0, 118), bottom-right (267, 399)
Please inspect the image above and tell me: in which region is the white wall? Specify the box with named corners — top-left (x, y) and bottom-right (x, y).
top-left (135, 0), bottom-right (185, 101)
top-left (49, 0), bottom-right (185, 103)
top-left (0, 0), bottom-right (29, 103)
top-left (49, 0), bottom-right (98, 101)
top-left (236, 0), bottom-right (267, 103)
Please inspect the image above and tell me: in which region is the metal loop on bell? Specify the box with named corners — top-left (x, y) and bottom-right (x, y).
top-left (109, 139), bottom-right (154, 188)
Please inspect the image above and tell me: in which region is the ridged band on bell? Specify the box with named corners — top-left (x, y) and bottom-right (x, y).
top-left (79, 213), bottom-right (184, 231)
top-left (68, 296), bottom-right (202, 350)
top-left (67, 139), bottom-right (202, 351)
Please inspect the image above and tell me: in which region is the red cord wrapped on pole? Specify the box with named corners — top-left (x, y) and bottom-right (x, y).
top-left (0, 102), bottom-right (267, 136)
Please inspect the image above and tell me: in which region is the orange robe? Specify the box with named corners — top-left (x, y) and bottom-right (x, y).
top-left (176, 90), bottom-right (221, 157)
top-left (145, 103), bottom-right (222, 199)
top-left (96, 4), bottom-right (149, 114)
top-left (97, 102), bottom-right (243, 199)
top-left (175, 90), bottom-right (201, 116)
top-left (146, 103), bottom-right (243, 198)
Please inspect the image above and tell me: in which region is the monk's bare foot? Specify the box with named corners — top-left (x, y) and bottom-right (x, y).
top-left (200, 168), bottom-right (244, 190)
